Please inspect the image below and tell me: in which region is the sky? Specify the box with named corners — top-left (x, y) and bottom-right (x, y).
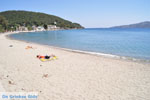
top-left (0, 0), bottom-right (150, 28)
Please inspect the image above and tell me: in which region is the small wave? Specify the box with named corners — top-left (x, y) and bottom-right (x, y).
top-left (47, 46), bottom-right (150, 63)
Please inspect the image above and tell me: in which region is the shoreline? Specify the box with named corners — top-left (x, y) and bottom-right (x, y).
top-left (0, 32), bottom-right (150, 99)
top-left (7, 31), bottom-right (150, 64)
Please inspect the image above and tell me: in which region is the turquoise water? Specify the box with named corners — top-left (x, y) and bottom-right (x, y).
top-left (10, 28), bottom-right (150, 60)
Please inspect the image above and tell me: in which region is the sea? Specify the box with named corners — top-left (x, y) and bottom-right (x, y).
top-left (10, 28), bottom-right (150, 62)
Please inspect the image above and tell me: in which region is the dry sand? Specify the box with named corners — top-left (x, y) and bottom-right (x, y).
top-left (0, 32), bottom-right (150, 100)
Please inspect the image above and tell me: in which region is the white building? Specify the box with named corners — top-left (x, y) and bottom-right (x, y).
top-left (36, 26), bottom-right (45, 31)
top-left (16, 26), bottom-right (28, 31)
top-left (47, 25), bottom-right (60, 30)
top-left (32, 25), bottom-right (36, 31)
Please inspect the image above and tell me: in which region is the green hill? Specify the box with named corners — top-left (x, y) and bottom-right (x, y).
top-left (0, 10), bottom-right (83, 32)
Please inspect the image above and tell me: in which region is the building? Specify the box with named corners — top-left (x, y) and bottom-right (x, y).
top-left (47, 25), bottom-right (60, 30)
top-left (16, 26), bottom-right (28, 31)
top-left (36, 26), bottom-right (45, 31)
top-left (32, 25), bottom-right (36, 31)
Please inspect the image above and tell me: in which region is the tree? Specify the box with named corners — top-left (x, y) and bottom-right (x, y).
top-left (0, 15), bottom-right (8, 32)
top-left (0, 25), bottom-right (4, 32)
top-left (27, 26), bottom-right (32, 30)
top-left (43, 24), bottom-right (48, 30)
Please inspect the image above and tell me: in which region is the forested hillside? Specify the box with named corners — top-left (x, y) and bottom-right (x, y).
top-left (0, 10), bottom-right (83, 32)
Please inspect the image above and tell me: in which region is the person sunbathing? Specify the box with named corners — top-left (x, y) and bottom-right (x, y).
top-left (26, 46), bottom-right (33, 49)
top-left (37, 54), bottom-right (55, 59)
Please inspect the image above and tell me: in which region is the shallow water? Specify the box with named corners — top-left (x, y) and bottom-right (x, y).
top-left (10, 28), bottom-right (150, 60)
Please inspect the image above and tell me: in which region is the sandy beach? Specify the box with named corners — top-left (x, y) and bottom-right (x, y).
top-left (0, 32), bottom-right (150, 100)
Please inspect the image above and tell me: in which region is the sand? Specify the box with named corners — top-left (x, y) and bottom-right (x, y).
top-left (0, 32), bottom-right (150, 100)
